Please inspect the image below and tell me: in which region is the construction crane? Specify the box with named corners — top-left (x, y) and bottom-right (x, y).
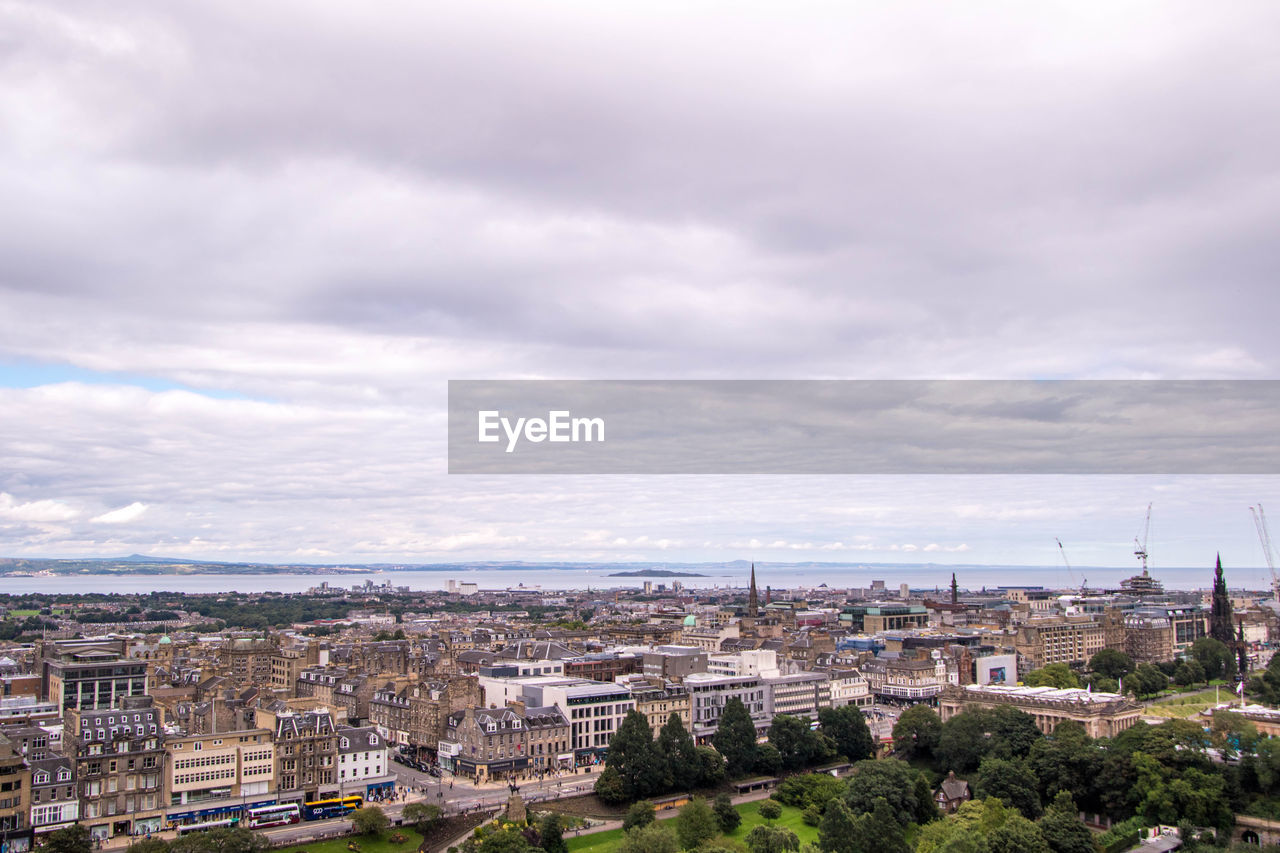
top-left (1249, 504), bottom-right (1280, 601)
top-left (1056, 537), bottom-right (1085, 594)
top-left (1134, 503), bottom-right (1152, 572)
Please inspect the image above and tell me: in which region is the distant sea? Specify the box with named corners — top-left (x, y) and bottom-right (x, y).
top-left (0, 564), bottom-right (1269, 596)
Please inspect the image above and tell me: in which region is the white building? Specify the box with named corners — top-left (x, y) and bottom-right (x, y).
top-left (685, 673), bottom-right (767, 743)
top-left (337, 726), bottom-right (394, 798)
top-left (828, 670), bottom-right (872, 708)
top-left (473, 675), bottom-right (635, 766)
top-left (762, 672), bottom-right (831, 720)
top-left (708, 649), bottom-right (781, 678)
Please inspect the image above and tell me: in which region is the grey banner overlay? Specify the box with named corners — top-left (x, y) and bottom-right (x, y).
top-left (448, 380), bottom-right (1280, 474)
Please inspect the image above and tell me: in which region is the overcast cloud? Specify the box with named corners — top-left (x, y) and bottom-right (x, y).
top-left (2, 1), bottom-right (1279, 575)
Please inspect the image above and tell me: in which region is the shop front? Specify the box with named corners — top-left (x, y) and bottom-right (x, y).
top-left (0, 828), bottom-right (33, 853)
top-left (365, 780), bottom-right (395, 800)
top-left (574, 747), bottom-right (607, 768)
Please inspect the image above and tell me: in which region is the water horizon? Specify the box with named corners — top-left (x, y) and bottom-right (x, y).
top-left (0, 562), bottom-right (1269, 596)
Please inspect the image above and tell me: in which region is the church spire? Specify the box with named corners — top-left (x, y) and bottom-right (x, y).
top-left (1210, 553), bottom-right (1234, 645)
top-left (748, 563), bottom-right (759, 617)
top-left (951, 573), bottom-right (958, 605)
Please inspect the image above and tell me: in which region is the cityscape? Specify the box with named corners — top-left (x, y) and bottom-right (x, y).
top-left (2, 555), bottom-right (1280, 852)
top-left (5, 2), bottom-right (1280, 853)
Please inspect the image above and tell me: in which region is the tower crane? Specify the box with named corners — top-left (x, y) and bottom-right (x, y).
top-left (1056, 537), bottom-right (1085, 594)
top-left (1134, 503), bottom-right (1152, 572)
top-left (1249, 504), bottom-right (1280, 601)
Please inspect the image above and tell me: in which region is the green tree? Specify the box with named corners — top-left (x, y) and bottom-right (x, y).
top-left (819, 705), bottom-right (874, 763)
top-left (1037, 792), bottom-right (1094, 853)
top-left (126, 840), bottom-right (171, 853)
top-left (1191, 637), bottom-right (1236, 682)
top-left (844, 758), bottom-right (928, 828)
top-left (1022, 664), bottom-right (1079, 689)
top-left (594, 764), bottom-right (627, 804)
top-left (45, 825), bottom-right (92, 853)
top-left (937, 711), bottom-right (992, 773)
top-left (540, 813), bottom-right (568, 853)
top-left (618, 823), bottom-right (680, 853)
top-left (697, 745), bottom-right (727, 786)
top-left (755, 742), bottom-right (784, 775)
top-left (352, 805), bottom-right (390, 836)
top-left (1127, 663), bottom-right (1169, 698)
top-left (974, 757), bottom-right (1041, 819)
top-left (714, 792), bottom-right (742, 834)
top-left (676, 797), bottom-right (718, 850)
top-left (818, 799), bottom-right (862, 853)
top-left (1088, 649), bottom-right (1134, 681)
top-left (774, 773), bottom-right (845, 812)
top-left (861, 798), bottom-right (908, 853)
top-left (745, 825), bottom-right (800, 853)
top-left (769, 714), bottom-right (824, 771)
top-left (986, 814), bottom-right (1049, 853)
top-left (714, 697), bottom-right (759, 778)
top-left (658, 712), bottom-right (700, 790)
top-left (987, 707), bottom-right (1042, 760)
top-left (623, 800), bottom-right (656, 831)
top-left (402, 802), bottom-right (443, 832)
top-left (607, 709), bottom-right (666, 799)
top-left (170, 827), bottom-right (270, 853)
top-left (475, 826), bottom-right (532, 853)
top-left (1025, 722), bottom-right (1102, 812)
top-left (1173, 658), bottom-right (1206, 686)
top-left (893, 704), bottom-right (942, 758)
top-left (759, 799), bottom-right (783, 822)
top-left (913, 772), bottom-right (939, 824)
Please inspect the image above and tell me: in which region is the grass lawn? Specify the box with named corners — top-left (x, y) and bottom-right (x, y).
top-left (8, 609), bottom-right (39, 618)
top-left (566, 802), bottom-right (816, 853)
top-left (1146, 693), bottom-right (1223, 719)
top-left (273, 828), bottom-right (424, 853)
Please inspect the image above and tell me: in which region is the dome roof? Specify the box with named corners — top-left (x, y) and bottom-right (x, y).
top-left (682, 614), bottom-right (696, 626)
top-left (158, 635), bottom-right (172, 644)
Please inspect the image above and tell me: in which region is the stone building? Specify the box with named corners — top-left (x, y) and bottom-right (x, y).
top-left (68, 696), bottom-right (166, 839)
top-left (938, 684), bottom-right (1141, 739)
top-left (0, 732), bottom-right (33, 853)
top-left (1013, 617), bottom-right (1106, 671)
top-left (28, 755), bottom-right (77, 836)
top-left (256, 708), bottom-right (337, 803)
top-left (522, 706), bottom-right (570, 775)
top-left (441, 708), bottom-right (527, 783)
top-left (164, 728), bottom-right (275, 818)
top-left (406, 677), bottom-right (483, 761)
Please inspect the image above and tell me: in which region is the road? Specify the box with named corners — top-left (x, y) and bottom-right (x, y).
top-left (251, 764), bottom-right (606, 846)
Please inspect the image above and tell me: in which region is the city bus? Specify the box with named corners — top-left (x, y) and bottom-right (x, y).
top-left (247, 803), bottom-right (302, 828)
top-left (302, 795), bottom-right (363, 821)
top-left (177, 818), bottom-right (236, 835)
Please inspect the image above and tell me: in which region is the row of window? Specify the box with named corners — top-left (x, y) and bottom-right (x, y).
top-left (174, 769), bottom-right (235, 785)
top-left (32, 803), bottom-right (76, 826)
top-left (174, 754), bottom-right (235, 770)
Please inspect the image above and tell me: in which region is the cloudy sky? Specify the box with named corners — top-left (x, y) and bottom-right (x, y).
top-left (2, 1), bottom-right (1279, 579)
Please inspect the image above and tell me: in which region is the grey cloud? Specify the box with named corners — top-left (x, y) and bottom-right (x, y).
top-left (2, 2), bottom-right (1280, 564)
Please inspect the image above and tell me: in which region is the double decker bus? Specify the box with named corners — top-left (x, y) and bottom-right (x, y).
top-left (302, 795), bottom-right (363, 821)
top-left (177, 819), bottom-right (236, 835)
top-left (247, 803), bottom-right (301, 828)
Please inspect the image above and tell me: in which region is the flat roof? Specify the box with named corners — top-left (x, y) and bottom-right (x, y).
top-left (963, 684), bottom-right (1124, 704)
